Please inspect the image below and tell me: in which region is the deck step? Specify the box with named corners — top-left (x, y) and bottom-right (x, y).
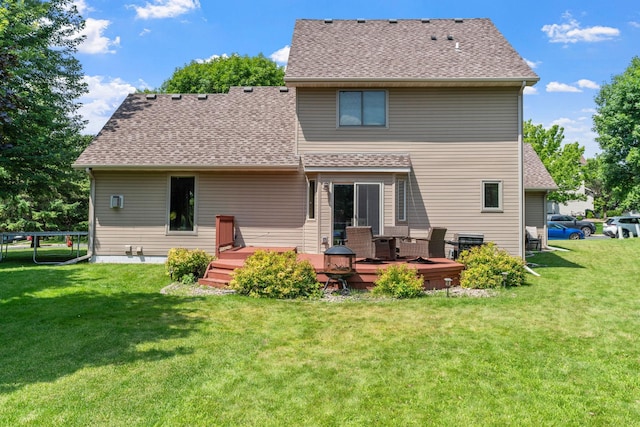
top-left (198, 277), bottom-right (230, 288)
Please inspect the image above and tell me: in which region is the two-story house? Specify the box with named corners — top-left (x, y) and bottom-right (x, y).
top-left (74, 18), bottom-right (549, 263)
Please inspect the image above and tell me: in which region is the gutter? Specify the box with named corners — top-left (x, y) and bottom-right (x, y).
top-left (85, 168), bottom-right (96, 260)
top-left (518, 80), bottom-right (525, 258)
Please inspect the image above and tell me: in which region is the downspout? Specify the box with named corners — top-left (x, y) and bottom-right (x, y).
top-left (85, 168), bottom-right (96, 260)
top-left (518, 81), bottom-right (526, 259)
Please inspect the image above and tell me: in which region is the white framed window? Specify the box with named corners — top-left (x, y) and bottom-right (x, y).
top-left (338, 90), bottom-right (387, 127)
top-left (168, 175), bottom-right (197, 233)
top-left (307, 179), bottom-right (316, 220)
top-left (396, 178), bottom-right (406, 222)
top-left (482, 180), bottom-right (503, 212)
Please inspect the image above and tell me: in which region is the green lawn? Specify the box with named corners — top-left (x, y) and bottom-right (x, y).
top-left (1, 240), bottom-right (640, 426)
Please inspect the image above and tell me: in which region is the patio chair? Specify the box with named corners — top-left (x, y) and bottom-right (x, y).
top-left (345, 226), bottom-right (384, 262)
top-left (395, 226), bottom-right (429, 260)
top-left (525, 226), bottom-right (542, 251)
top-left (427, 227), bottom-right (447, 258)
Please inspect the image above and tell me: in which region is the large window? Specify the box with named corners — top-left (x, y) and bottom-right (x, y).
top-left (169, 176), bottom-right (195, 231)
top-left (482, 180), bottom-right (502, 212)
top-left (339, 90), bottom-right (386, 126)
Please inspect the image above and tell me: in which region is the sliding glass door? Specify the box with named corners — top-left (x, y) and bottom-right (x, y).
top-left (332, 183), bottom-right (382, 244)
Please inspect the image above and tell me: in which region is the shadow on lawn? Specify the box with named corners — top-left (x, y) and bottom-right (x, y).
top-left (0, 265), bottom-right (203, 393)
top-left (527, 250), bottom-right (585, 269)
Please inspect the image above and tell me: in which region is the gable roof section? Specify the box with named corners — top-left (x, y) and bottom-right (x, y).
top-left (285, 19), bottom-right (539, 87)
top-left (524, 143), bottom-right (558, 191)
top-left (74, 87), bottom-right (299, 170)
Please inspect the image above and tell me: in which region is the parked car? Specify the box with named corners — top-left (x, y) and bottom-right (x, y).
top-left (547, 214), bottom-right (596, 237)
top-left (1, 234), bottom-right (27, 244)
top-left (547, 222), bottom-right (585, 240)
top-left (603, 216), bottom-right (640, 238)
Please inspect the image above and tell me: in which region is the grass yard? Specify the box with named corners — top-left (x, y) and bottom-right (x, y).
top-left (1, 241), bottom-right (640, 425)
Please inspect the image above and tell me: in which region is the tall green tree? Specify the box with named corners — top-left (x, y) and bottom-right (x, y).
top-left (160, 53), bottom-right (285, 94)
top-left (0, 0), bottom-right (89, 232)
top-left (524, 120), bottom-right (585, 204)
top-left (593, 56), bottom-right (640, 211)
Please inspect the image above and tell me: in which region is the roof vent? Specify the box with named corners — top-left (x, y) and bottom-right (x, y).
top-left (357, 18), bottom-right (366, 23)
top-left (145, 94), bottom-right (157, 100)
top-left (447, 34), bottom-right (454, 40)
top-left (454, 18), bottom-right (464, 23)
top-left (171, 94), bottom-right (182, 100)
top-left (431, 35), bottom-right (437, 40)
top-left (279, 87), bottom-right (289, 93)
top-left (243, 87), bottom-right (253, 93)
top-left (324, 18), bottom-right (333, 23)
top-left (388, 19), bottom-right (398, 24)
top-left (197, 94), bottom-right (208, 100)
top-left (421, 19), bottom-right (430, 23)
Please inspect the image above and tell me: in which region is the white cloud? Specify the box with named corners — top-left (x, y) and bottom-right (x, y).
top-left (77, 18), bottom-right (121, 54)
top-left (524, 58), bottom-right (541, 69)
top-left (72, 0), bottom-right (92, 16)
top-left (546, 82), bottom-right (581, 93)
top-left (577, 79), bottom-right (600, 89)
top-left (270, 45), bottom-right (290, 65)
top-left (139, 28), bottom-right (152, 36)
top-left (132, 0), bottom-right (201, 20)
top-left (78, 76), bottom-right (138, 134)
top-left (194, 53), bottom-right (229, 63)
top-left (542, 14), bottom-right (620, 43)
top-left (581, 108), bottom-right (597, 114)
top-left (523, 86), bottom-right (538, 95)
top-left (548, 117), bottom-right (600, 157)
top-left (630, 21), bottom-right (640, 29)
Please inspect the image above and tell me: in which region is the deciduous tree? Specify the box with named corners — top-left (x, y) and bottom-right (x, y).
top-left (593, 56), bottom-right (640, 211)
top-left (160, 54), bottom-right (285, 94)
top-left (524, 120), bottom-right (585, 204)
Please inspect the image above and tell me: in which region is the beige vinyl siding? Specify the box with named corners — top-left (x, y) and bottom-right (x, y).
top-left (525, 191), bottom-right (548, 246)
top-left (297, 86), bottom-right (522, 255)
top-left (297, 87), bottom-right (518, 144)
top-left (93, 170), bottom-right (307, 257)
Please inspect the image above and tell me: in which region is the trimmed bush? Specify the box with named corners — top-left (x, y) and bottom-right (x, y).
top-left (166, 248), bottom-right (214, 282)
top-left (457, 242), bottom-right (526, 289)
top-left (372, 264), bottom-right (424, 298)
top-left (229, 250), bottom-right (322, 299)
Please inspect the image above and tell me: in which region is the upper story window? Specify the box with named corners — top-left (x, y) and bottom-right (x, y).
top-left (338, 90), bottom-right (386, 127)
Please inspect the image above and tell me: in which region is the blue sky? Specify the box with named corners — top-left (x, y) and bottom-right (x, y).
top-left (73, 0), bottom-right (638, 157)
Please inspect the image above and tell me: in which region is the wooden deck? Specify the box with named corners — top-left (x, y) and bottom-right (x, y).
top-left (199, 246), bottom-right (464, 290)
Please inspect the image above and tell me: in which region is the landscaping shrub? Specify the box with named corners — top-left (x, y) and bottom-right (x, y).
top-left (457, 242), bottom-right (526, 289)
top-left (372, 264), bottom-right (424, 298)
top-left (166, 248), bottom-right (214, 282)
top-left (229, 250), bottom-right (322, 299)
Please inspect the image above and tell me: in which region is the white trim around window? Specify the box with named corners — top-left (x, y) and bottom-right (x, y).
top-left (337, 90), bottom-right (388, 128)
top-left (482, 180), bottom-right (503, 212)
top-left (166, 174), bottom-right (198, 235)
top-left (396, 177), bottom-right (407, 222)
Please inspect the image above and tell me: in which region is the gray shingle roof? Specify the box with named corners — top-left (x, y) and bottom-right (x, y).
top-left (302, 153), bottom-right (411, 171)
top-left (286, 19), bottom-right (539, 86)
top-left (74, 87), bottom-right (299, 170)
top-left (524, 143), bottom-right (558, 190)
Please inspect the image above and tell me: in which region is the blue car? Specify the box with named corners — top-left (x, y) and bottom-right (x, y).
top-left (547, 222), bottom-right (584, 240)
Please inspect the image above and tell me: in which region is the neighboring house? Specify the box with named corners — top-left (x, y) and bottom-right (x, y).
top-left (547, 156), bottom-right (594, 217)
top-left (74, 18), bottom-right (546, 263)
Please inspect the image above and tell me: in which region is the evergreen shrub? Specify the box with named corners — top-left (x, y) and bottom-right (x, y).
top-left (372, 264), bottom-right (424, 298)
top-left (229, 250), bottom-right (322, 299)
top-left (457, 242), bottom-right (526, 289)
top-left (166, 248), bottom-right (214, 282)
